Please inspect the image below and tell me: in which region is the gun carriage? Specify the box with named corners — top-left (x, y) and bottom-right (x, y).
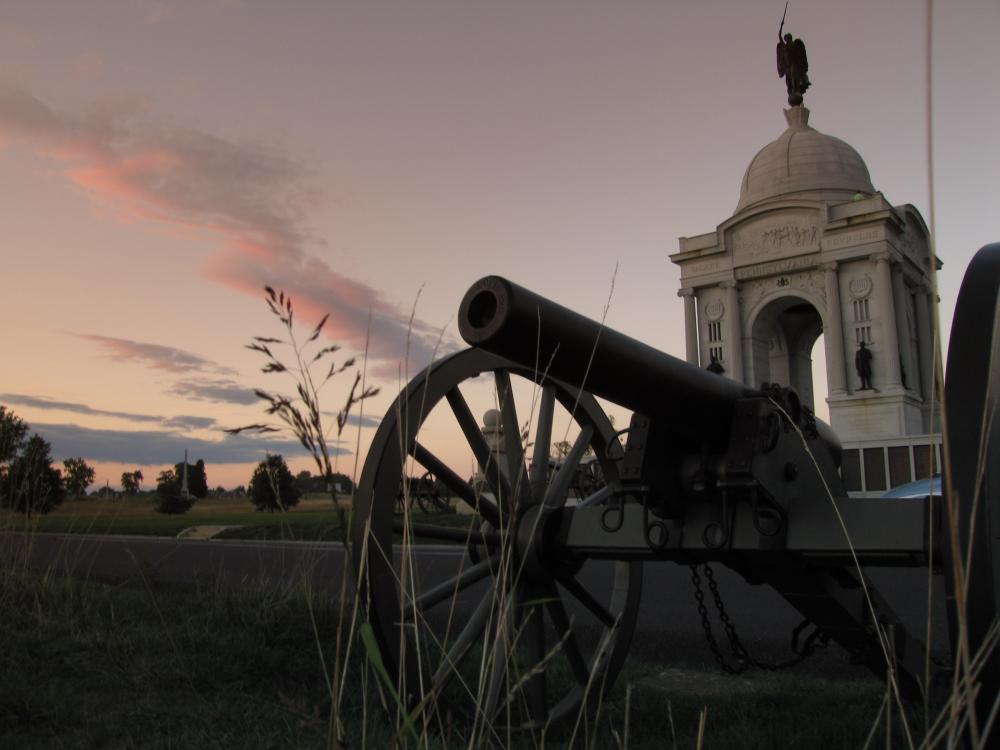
top-left (352, 244), bottom-right (999, 735)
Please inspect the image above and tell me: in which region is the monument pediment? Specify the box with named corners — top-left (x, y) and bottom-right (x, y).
top-left (726, 209), bottom-right (821, 266)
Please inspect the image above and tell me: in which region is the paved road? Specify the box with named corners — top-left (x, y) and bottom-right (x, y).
top-left (4, 532), bottom-right (950, 675)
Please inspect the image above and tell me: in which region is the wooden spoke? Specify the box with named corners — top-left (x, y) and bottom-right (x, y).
top-left (542, 425), bottom-right (594, 509)
top-left (430, 589), bottom-right (494, 688)
top-left (413, 441), bottom-right (501, 526)
top-left (577, 484), bottom-right (614, 508)
top-left (557, 573), bottom-right (616, 629)
top-left (483, 594), bottom-right (513, 721)
top-left (522, 582), bottom-right (548, 720)
top-left (446, 386), bottom-right (515, 513)
top-left (544, 582), bottom-right (590, 686)
top-left (494, 370), bottom-right (531, 508)
top-left (529, 384), bottom-right (556, 503)
top-left (391, 518), bottom-right (502, 547)
top-left (403, 554), bottom-right (500, 621)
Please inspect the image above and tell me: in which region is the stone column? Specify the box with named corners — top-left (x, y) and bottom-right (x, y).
top-left (678, 288), bottom-right (699, 365)
top-left (873, 252), bottom-right (903, 391)
top-left (891, 266), bottom-right (919, 394)
top-left (721, 280), bottom-right (743, 383)
top-left (822, 262), bottom-right (847, 395)
top-left (914, 283), bottom-right (935, 402)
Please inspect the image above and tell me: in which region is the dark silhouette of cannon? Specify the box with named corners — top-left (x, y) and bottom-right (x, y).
top-left (353, 244), bottom-right (999, 741)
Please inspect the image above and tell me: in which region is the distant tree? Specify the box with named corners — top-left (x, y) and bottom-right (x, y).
top-left (173, 459), bottom-right (208, 499)
top-left (92, 482), bottom-right (118, 500)
top-left (121, 469), bottom-right (143, 495)
top-left (232, 485), bottom-right (246, 496)
top-left (295, 469), bottom-right (354, 497)
top-left (331, 472), bottom-right (354, 494)
top-left (0, 406), bottom-right (28, 465)
top-left (249, 454), bottom-right (301, 512)
top-left (295, 470), bottom-right (316, 495)
top-left (63, 457), bottom-right (96, 498)
top-left (154, 468), bottom-right (194, 514)
top-left (212, 485), bottom-right (227, 497)
top-left (2, 434), bottom-right (66, 515)
top-left (553, 440), bottom-right (572, 460)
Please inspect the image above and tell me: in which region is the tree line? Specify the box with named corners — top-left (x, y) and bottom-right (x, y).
top-left (1, 405), bottom-right (355, 516)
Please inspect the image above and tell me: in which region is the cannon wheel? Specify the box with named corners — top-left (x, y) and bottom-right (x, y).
top-left (943, 242), bottom-right (1000, 740)
top-left (352, 348), bottom-right (641, 732)
top-left (396, 471), bottom-right (453, 515)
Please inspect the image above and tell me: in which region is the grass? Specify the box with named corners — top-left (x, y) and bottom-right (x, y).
top-left (0, 565), bottom-right (920, 749)
top-left (2, 495), bottom-right (478, 545)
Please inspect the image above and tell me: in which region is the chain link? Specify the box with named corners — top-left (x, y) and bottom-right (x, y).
top-left (690, 562), bottom-right (830, 675)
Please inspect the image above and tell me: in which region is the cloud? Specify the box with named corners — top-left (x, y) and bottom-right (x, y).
top-left (32, 422), bottom-right (347, 465)
top-left (167, 378), bottom-right (258, 405)
top-left (326, 411), bottom-right (381, 429)
top-left (69, 333), bottom-right (238, 375)
top-left (2, 392), bottom-right (161, 423)
top-left (166, 380), bottom-right (382, 428)
top-left (161, 415), bottom-right (218, 430)
top-left (0, 84), bottom-right (448, 373)
top-left (1, 392), bottom-right (218, 430)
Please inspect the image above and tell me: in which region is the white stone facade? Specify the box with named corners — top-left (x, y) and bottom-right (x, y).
top-left (670, 107), bottom-right (941, 446)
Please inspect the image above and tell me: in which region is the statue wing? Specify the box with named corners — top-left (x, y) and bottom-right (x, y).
top-left (776, 41), bottom-right (786, 76)
top-left (791, 38), bottom-right (808, 72)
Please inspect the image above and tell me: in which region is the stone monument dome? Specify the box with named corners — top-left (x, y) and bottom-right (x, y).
top-left (735, 107), bottom-right (874, 213)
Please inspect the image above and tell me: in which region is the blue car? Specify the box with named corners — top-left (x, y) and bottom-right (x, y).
top-left (881, 474), bottom-right (942, 499)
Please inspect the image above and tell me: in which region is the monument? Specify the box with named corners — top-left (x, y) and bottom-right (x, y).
top-left (670, 35), bottom-right (941, 495)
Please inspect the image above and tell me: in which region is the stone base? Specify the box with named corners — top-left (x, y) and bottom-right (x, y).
top-left (827, 390), bottom-right (925, 441)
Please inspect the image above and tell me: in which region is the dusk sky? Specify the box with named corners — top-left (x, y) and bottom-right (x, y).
top-left (2, 0), bottom-right (997, 490)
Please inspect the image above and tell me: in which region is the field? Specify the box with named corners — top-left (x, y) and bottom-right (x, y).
top-left (6, 493), bottom-right (483, 543)
top-left (1, 495), bottom-right (949, 748)
top-left (0, 565), bottom-right (920, 749)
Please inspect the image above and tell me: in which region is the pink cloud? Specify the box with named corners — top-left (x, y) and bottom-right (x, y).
top-left (71, 333), bottom-right (238, 375)
top-left (0, 83), bottom-right (444, 372)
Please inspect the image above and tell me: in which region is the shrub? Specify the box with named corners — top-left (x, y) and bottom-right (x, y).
top-left (248, 454), bottom-right (300, 512)
top-left (153, 469), bottom-right (194, 514)
top-left (2, 434), bottom-right (66, 515)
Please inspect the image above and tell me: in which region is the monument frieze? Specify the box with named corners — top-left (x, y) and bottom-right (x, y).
top-left (728, 210), bottom-right (821, 264)
top-left (734, 253), bottom-right (820, 280)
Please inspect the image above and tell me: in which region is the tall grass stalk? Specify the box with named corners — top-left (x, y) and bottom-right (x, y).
top-left (228, 286), bottom-right (380, 748)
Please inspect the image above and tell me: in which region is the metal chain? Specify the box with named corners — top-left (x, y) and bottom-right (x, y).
top-left (690, 562), bottom-right (830, 675)
top-left (690, 564), bottom-right (742, 674)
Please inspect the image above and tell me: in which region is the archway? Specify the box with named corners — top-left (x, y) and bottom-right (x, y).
top-left (748, 295), bottom-right (825, 412)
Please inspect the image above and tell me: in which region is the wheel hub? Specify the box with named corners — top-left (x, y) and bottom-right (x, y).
top-left (514, 503), bottom-right (579, 581)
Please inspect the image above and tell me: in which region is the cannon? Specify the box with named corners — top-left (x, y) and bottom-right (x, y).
top-left (352, 244), bottom-right (999, 736)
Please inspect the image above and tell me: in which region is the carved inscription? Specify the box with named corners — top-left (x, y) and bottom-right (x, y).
top-left (735, 253), bottom-right (820, 280)
top-left (683, 259), bottom-right (723, 277)
top-left (824, 229), bottom-right (881, 250)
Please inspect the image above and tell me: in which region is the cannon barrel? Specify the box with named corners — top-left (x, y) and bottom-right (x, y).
top-left (458, 275), bottom-right (755, 444)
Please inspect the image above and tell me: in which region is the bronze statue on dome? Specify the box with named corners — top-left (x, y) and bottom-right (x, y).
top-left (776, 4), bottom-right (810, 106)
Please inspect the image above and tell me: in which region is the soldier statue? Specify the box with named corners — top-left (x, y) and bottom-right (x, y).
top-left (855, 341), bottom-right (874, 390)
top-left (776, 5), bottom-right (810, 106)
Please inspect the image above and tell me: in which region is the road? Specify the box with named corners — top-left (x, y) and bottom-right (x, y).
top-left (3, 532), bottom-right (950, 676)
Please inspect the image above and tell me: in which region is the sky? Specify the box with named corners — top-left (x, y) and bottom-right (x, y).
top-left (1, 0), bottom-right (998, 491)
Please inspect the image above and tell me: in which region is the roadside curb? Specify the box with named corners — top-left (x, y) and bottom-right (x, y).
top-left (176, 525), bottom-right (245, 540)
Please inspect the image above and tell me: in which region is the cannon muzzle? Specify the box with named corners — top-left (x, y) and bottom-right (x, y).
top-left (459, 276), bottom-right (756, 444)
